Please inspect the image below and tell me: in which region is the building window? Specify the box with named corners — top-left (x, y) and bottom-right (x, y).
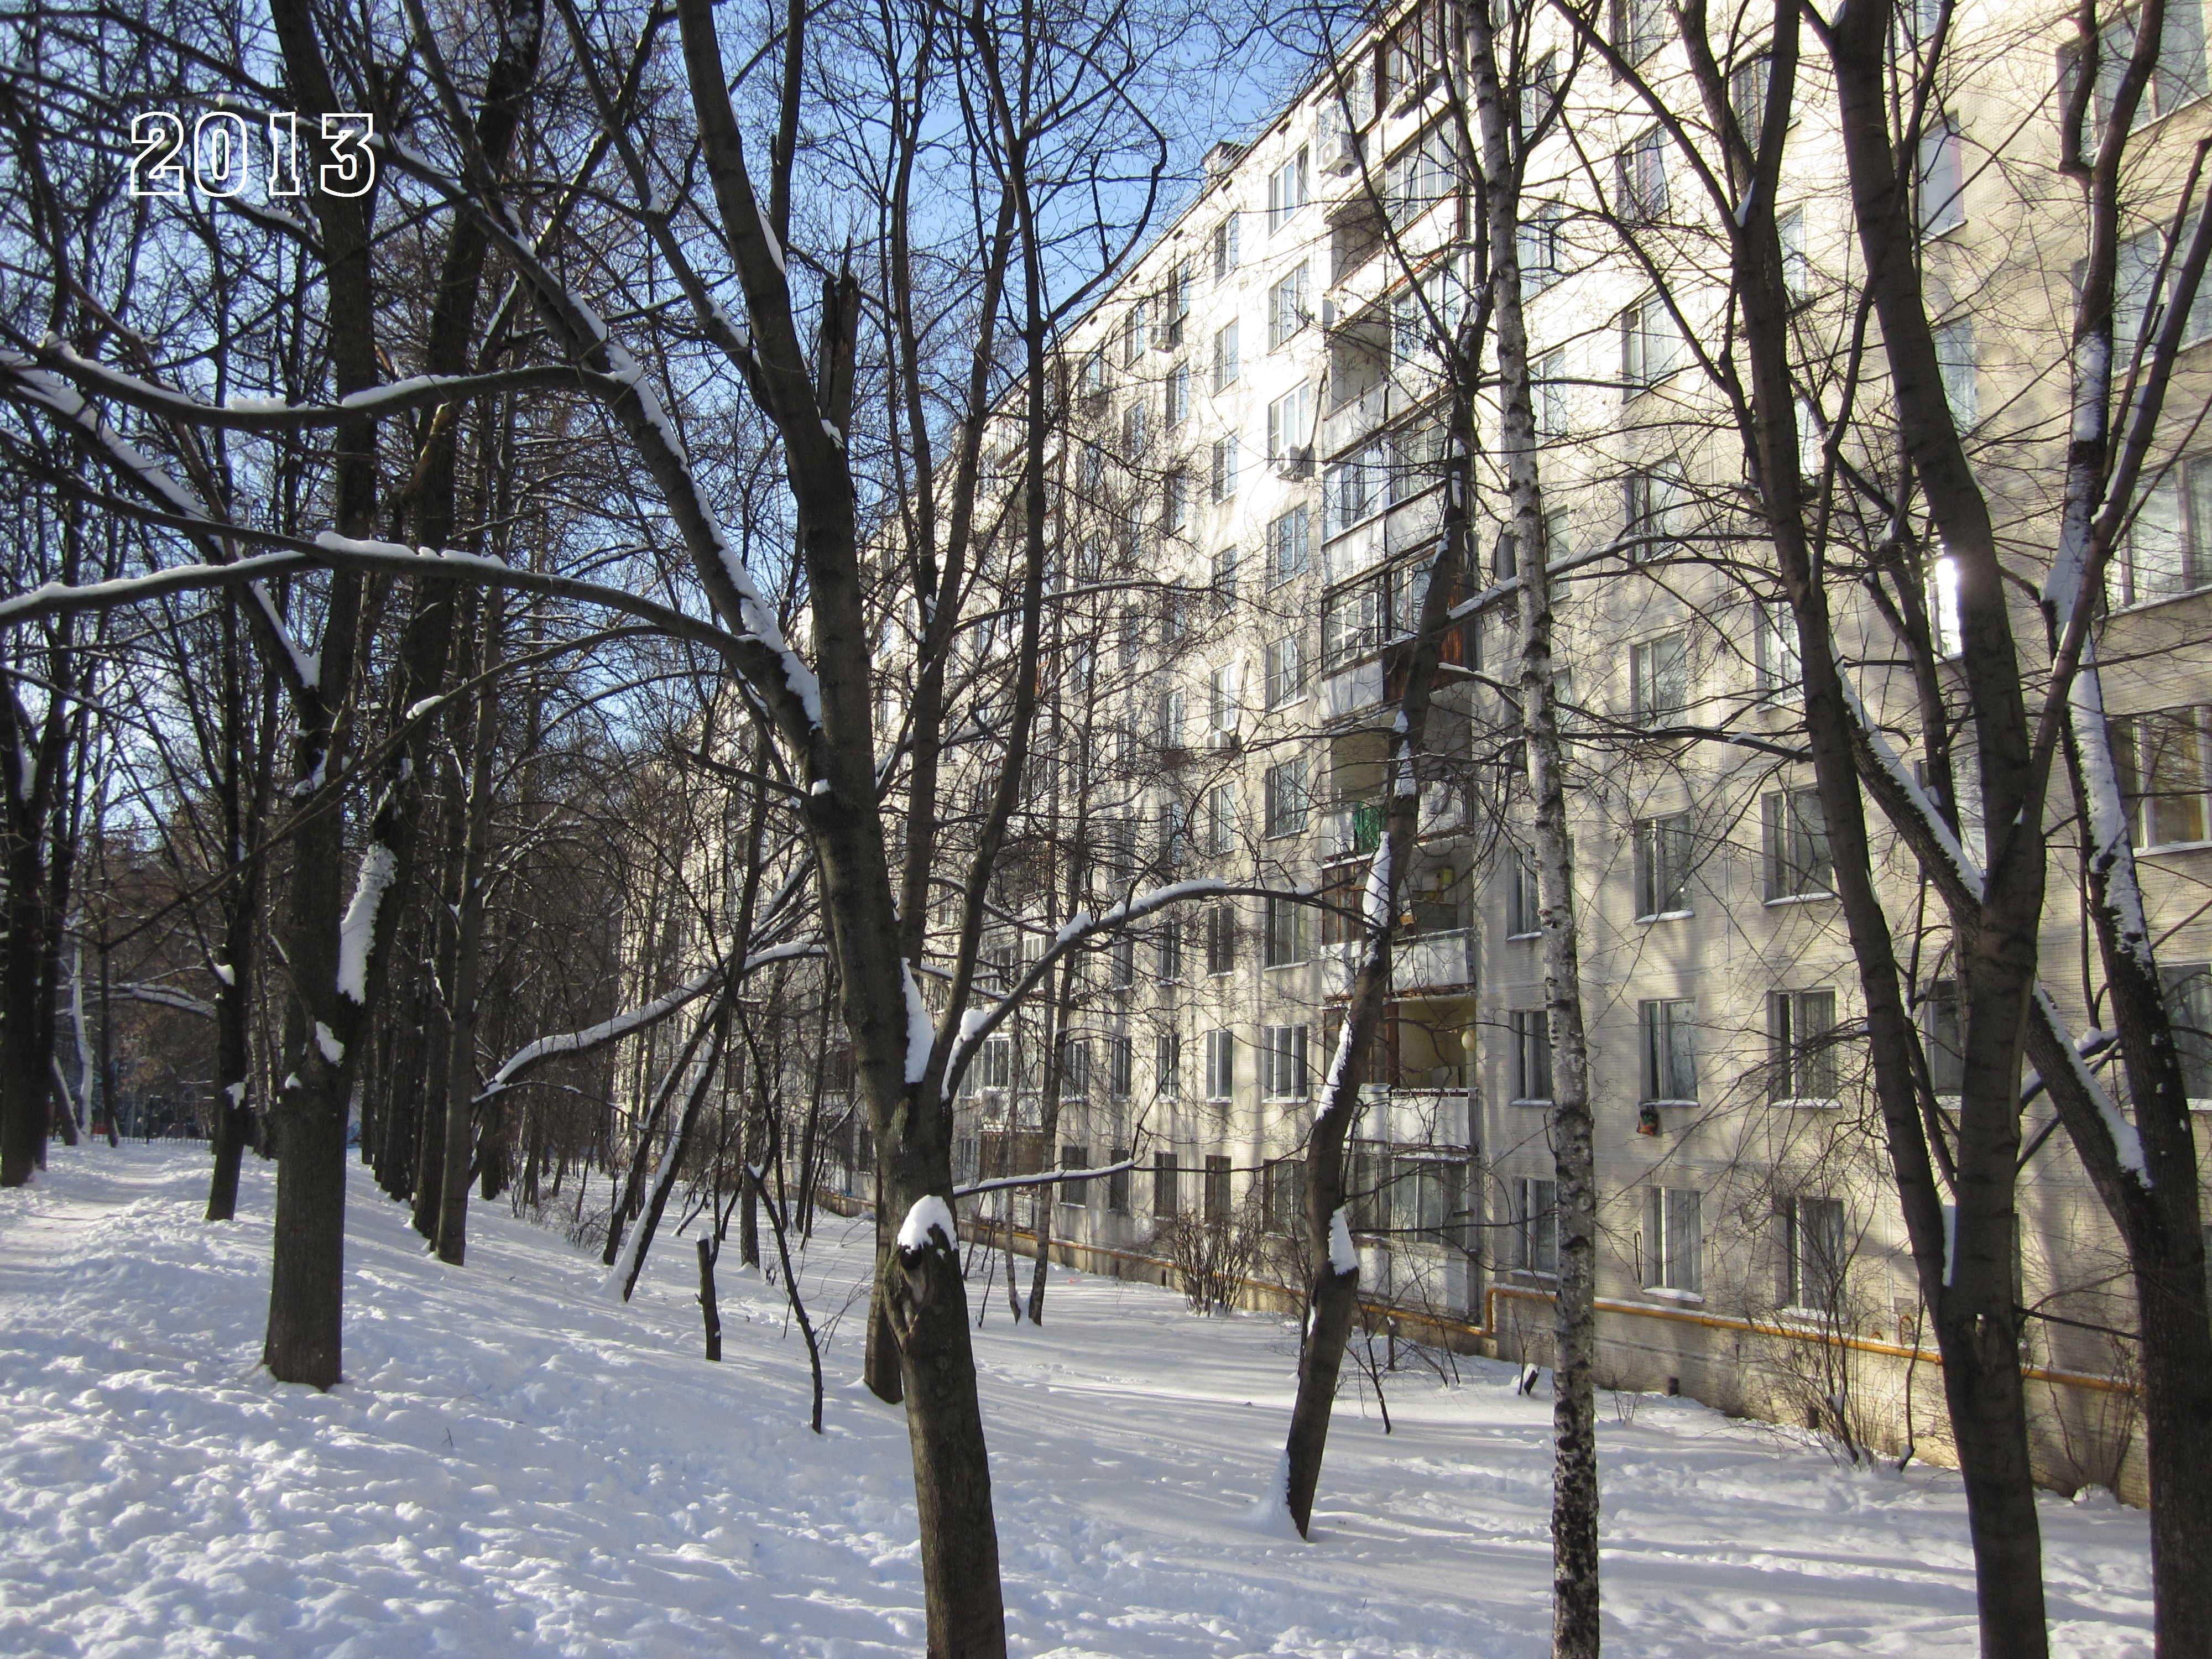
top-left (1325, 444), bottom-right (1384, 538)
top-left (1622, 463), bottom-right (1685, 559)
top-left (1267, 505), bottom-right (1312, 585)
top-left (1265, 635), bottom-right (1306, 707)
top-left (2116, 218), bottom-right (2212, 352)
top-left (1264, 758), bottom-right (1310, 837)
top-left (1207, 664), bottom-right (1240, 738)
top-left (1640, 998), bottom-right (1698, 1103)
top-left (1211, 435), bottom-right (1240, 502)
top-left (1269, 147), bottom-right (1310, 231)
top-left (1730, 53), bottom-right (1769, 145)
top-left (1611, 0), bottom-right (1667, 64)
top-left (1155, 686), bottom-right (1187, 750)
top-left (1616, 126), bottom-right (1668, 223)
top-left (1386, 124), bottom-right (1457, 226)
top-left (1632, 812), bottom-right (1694, 919)
top-left (1935, 317), bottom-right (1977, 426)
top-left (1916, 112), bottom-right (1965, 234)
top-left (1081, 347), bottom-right (1107, 404)
top-left (980, 1035), bottom-right (1014, 1091)
top-left (1262, 895), bottom-right (1306, 966)
top-left (1121, 400), bottom-right (1149, 462)
top-left (1060, 1036), bottom-right (1091, 1097)
top-left (1202, 1154), bottom-right (1233, 1222)
top-left (1620, 294), bottom-right (1683, 395)
top-left (1155, 1030), bottom-right (1183, 1097)
top-left (1924, 978), bottom-right (1965, 1097)
top-left (1212, 320), bottom-right (1241, 392)
top-left (1322, 573), bottom-right (1386, 667)
top-left (1755, 599), bottom-right (1802, 700)
top-left (1514, 1176), bottom-right (1559, 1274)
top-left (1507, 848), bottom-right (1542, 937)
top-left (1155, 918), bottom-right (1184, 982)
top-left (1266, 384), bottom-right (1312, 469)
top-left (1108, 1148), bottom-right (1131, 1214)
top-left (2121, 455), bottom-right (2212, 603)
top-left (1162, 472), bottom-right (1189, 538)
top-left (1346, 1141), bottom-right (1392, 1235)
top-left (1210, 546), bottom-right (1238, 611)
top-left (1762, 785), bottom-right (1833, 900)
top-left (1108, 1036), bottom-right (1133, 1098)
top-left (1153, 1151), bottom-right (1180, 1215)
top-left (1769, 988), bottom-right (1840, 1103)
top-left (1519, 199), bottom-right (1564, 293)
top-left (1512, 1007), bottom-right (1553, 1102)
top-left (1630, 632), bottom-right (1689, 719)
top-left (1122, 299), bottom-right (1149, 365)
top-left (1269, 262), bottom-right (1312, 348)
top-left (1110, 934), bottom-right (1135, 989)
top-left (1204, 901), bottom-right (1237, 974)
top-left (1206, 780), bottom-right (1238, 856)
top-left (2114, 707), bottom-right (2212, 847)
top-left (1264, 1157), bottom-right (1305, 1233)
top-left (2161, 964), bottom-right (2212, 1105)
top-left (1213, 213), bottom-right (1240, 280)
top-left (1059, 1144), bottom-right (1091, 1208)
top-left (1781, 1194), bottom-right (1846, 1314)
top-left (1645, 1186), bottom-right (1703, 1292)
top-left (1165, 360), bottom-right (1190, 429)
top-left (1778, 207), bottom-right (1811, 301)
top-left (1204, 1027), bottom-right (1235, 1099)
top-left (1535, 349), bottom-right (1568, 439)
top-left (1261, 1023), bottom-right (1311, 1097)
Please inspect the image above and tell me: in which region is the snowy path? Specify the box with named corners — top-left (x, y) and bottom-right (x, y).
top-left (0, 1145), bottom-right (2151, 1656)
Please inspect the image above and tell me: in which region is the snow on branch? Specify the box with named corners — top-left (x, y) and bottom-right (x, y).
top-left (106, 983), bottom-right (217, 1019)
top-left (28, 340), bottom-right (595, 432)
top-left (1839, 679), bottom-right (1985, 904)
top-left (942, 878), bottom-right (1243, 1095)
top-left (953, 1152), bottom-right (1142, 1200)
top-left (2032, 989), bottom-right (2148, 1185)
top-left (476, 938), bottom-right (821, 1102)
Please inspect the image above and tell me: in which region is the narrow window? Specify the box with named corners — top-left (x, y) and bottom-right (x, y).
top-left (1639, 998), bottom-right (1698, 1103)
top-left (1774, 987), bottom-right (1839, 1102)
top-left (1645, 1186), bottom-right (1703, 1292)
top-left (1632, 813), bottom-right (1694, 917)
top-left (1512, 1008), bottom-right (1553, 1102)
top-left (1264, 758), bottom-right (1310, 837)
top-left (1204, 901), bottom-right (1237, 973)
top-left (1204, 1027), bottom-right (1236, 1099)
top-left (1762, 785), bottom-right (1834, 899)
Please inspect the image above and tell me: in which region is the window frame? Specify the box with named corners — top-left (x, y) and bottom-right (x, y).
top-left (1639, 997), bottom-right (1699, 1104)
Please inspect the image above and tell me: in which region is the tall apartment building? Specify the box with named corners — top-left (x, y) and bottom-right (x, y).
top-left (891, 0), bottom-right (2212, 1497)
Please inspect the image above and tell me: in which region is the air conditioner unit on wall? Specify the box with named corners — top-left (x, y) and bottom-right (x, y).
top-left (1322, 125), bottom-right (1363, 178)
top-left (1277, 444), bottom-right (1314, 481)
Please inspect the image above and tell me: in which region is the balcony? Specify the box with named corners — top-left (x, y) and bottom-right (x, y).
top-left (1395, 926), bottom-right (1470, 992)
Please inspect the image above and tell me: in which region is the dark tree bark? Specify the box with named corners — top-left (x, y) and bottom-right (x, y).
top-left (697, 1236), bottom-right (723, 1361)
top-left (1280, 384), bottom-right (1472, 1542)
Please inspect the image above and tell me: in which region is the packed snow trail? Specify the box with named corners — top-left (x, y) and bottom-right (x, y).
top-left (0, 1147), bottom-right (2153, 1656)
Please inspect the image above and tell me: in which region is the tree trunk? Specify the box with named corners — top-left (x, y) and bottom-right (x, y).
top-left (697, 1237), bottom-right (723, 1361)
top-left (0, 846), bottom-right (49, 1186)
top-left (1461, 15), bottom-right (1603, 1648)
top-left (436, 591), bottom-right (504, 1265)
top-left (1280, 374), bottom-right (1471, 1540)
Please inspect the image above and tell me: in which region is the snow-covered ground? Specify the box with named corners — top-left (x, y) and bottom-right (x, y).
top-left (0, 1145), bottom-right (2151, 1657)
